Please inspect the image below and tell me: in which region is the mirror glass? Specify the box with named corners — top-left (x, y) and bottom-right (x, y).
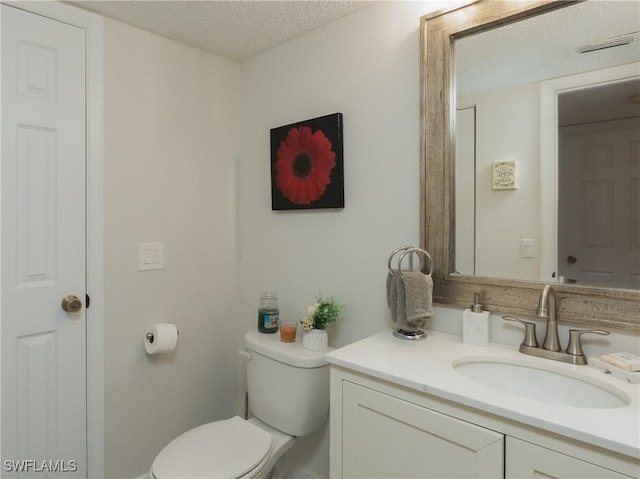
top-left (453, 1), bottom-right (640, 289)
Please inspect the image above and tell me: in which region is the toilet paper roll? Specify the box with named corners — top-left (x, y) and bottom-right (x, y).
top-left (144, 323), bottom-right (178, 354)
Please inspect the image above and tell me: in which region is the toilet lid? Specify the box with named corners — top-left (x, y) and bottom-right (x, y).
top-left (152, 416), bottom-right (272, 479)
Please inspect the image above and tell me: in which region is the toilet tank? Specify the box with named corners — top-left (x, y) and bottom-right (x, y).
top-left (243, 330), bottom-right (333, 437)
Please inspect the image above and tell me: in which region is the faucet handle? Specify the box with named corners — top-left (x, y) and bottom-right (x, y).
top-left (503, 316), bottom-right (539, 348)
top-left (566, 329), bottom-right (610, 358)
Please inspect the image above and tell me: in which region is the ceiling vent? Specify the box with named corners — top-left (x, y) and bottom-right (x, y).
top-left (577, 35), bottom-right (634, 54)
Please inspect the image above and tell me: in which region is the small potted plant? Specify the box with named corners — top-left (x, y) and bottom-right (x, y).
top-left (300, 294), bottom-right (344, 351)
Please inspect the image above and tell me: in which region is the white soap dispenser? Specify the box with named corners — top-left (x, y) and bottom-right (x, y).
top-left (462, 293), bottom-right (490, 346)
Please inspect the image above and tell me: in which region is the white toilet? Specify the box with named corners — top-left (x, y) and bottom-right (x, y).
top-left (150, 330), bottom-right (333, 479)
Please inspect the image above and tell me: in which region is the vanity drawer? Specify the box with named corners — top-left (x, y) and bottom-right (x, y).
top-left (341, 380), bottom-right (503, 479)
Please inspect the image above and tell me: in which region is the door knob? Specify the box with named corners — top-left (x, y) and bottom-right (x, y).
top-left (61, 295), bottom-right (82, 313)
top-left (567, 255), bottom-right (578, 264)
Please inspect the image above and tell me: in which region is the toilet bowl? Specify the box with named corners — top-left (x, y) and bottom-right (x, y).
top-left (150, 331), bottom-right (332, 479)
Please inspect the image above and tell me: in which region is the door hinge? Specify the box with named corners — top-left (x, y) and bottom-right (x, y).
top-left (86, 294), bottom-right (90, 309)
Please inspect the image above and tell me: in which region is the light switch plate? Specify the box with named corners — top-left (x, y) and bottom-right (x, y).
top-left (139, 242), bottom-right (164, 271)
top-left (521, 238), bottom-right (536, 258)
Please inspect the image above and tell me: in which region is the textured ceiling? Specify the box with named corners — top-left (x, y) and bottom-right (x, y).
top-left (456, 0), bottom-right (640, 97)
top-left (68, 0), bottom-right (371, 61)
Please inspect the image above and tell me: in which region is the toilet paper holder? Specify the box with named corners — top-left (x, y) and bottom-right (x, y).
top-left (145, 329), bottom-right (179, 344)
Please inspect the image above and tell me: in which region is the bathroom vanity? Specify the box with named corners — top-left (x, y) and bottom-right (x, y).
top-left (326, 331), bottom-right (640, 478)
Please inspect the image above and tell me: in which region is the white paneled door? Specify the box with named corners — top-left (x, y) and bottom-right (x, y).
top-left (2, 4), bottom-right (87, 476)
top-left (558, 117), bottom-right (640, 289)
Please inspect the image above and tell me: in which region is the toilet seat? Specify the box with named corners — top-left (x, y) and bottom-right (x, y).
top-left (151, 416), bottom-right (273, 479)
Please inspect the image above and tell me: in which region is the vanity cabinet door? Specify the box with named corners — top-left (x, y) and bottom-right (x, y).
top-left (342, 381), bottom-right (504, 479)
top-left (506, 437), bottom-right (633, 478)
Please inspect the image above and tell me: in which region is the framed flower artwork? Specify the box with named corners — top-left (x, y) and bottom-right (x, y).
top-left (270, 113), bottom-right (344, 210)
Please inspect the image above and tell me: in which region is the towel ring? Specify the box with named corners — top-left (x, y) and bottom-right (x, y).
top-left (387, 246), bottom-right (432, 342)
top-left (387, 246), bottom-right (412, 274)
top-left (388, 246), bottom-right (433, 277)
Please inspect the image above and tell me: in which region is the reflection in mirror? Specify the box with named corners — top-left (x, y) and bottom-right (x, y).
top-left (453, 1), bottom-right (640, 288)
top-left (558, 79), bottom-right (640, 290)
top-left (421, 0), bottom-right (640, 330)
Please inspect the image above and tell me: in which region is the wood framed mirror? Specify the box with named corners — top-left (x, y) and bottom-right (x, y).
top-left (420, 0), bottom-right (640, 330)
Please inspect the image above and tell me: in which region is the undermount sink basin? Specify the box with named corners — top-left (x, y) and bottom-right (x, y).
top-left (453, 357), bottom-right (630, 409)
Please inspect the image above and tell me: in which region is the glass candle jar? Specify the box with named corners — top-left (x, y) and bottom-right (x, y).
top-left (258, 292), bottom-right (279, 334)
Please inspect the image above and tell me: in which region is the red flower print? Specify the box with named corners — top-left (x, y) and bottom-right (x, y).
top-left (274, 126), bottom-right (336, 205)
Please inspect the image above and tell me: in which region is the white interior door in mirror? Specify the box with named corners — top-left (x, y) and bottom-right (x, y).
top-left (455, 106), bottom-right (475, 276)
top-left (559, 117), bottom-right (640, 289)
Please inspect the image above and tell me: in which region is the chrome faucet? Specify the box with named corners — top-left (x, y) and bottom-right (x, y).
top-left (537, 284), bottom-right (560, 352)
top-left (503, 285), bottom-right (609, 365)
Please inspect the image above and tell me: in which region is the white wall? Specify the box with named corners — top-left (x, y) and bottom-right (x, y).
top-left (98, 4), bottom-right (640, 479)
top-left (236, 2), bottom-right (455, 476)
top-left (237, 0), bottom-right (458, 347)
top-left (103, 19), bottom-right (240, 477)
top-left (459, 83), bottom-right (542, 280)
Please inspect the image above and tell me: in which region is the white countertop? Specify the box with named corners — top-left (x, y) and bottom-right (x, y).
top-left (325, 330), bottom-right (640, 459)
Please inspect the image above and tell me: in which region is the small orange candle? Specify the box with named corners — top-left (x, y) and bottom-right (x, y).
top-left (280, 323), bottom-right (297, 342)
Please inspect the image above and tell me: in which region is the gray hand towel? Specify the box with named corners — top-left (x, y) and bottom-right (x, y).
top-left (398, 272), bottom-right (433, 328)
